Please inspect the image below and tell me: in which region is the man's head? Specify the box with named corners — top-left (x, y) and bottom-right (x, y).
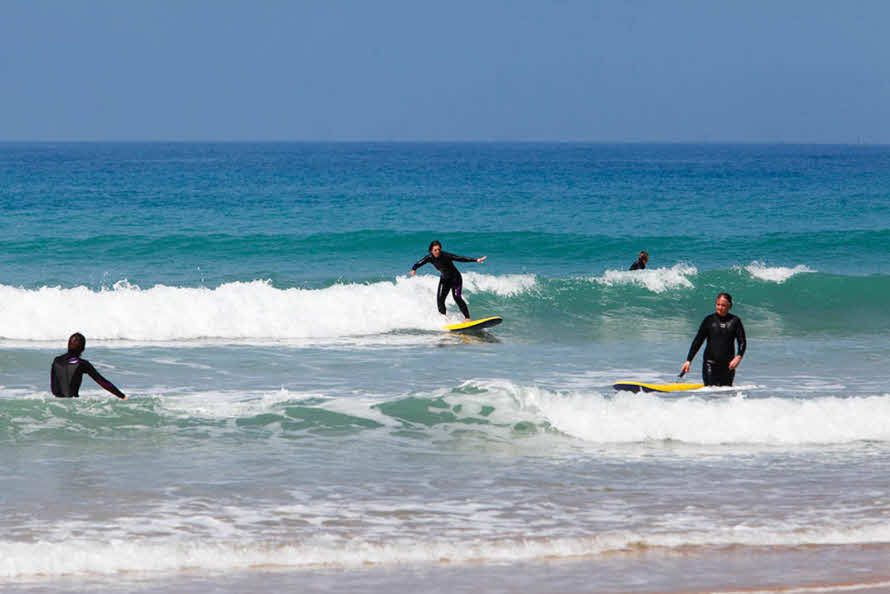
top-left (68, 332), bottom-right (86, 355)
top-left (428, 240), bottom-right (442, 256)
top-left (639, 251), bottom-right (649, 264)
top-left (715, 293), bottom-right (733, 316)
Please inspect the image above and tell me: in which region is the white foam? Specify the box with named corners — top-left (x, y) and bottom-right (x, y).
top-left (591, 263), bottom-right (697, 293)
top-left (19, 381), bottom-right (890, 448)
top-left (0, 275), bottom-right (534, 343)
top-left (741, 261), bottom-right (814, 283)
top-left (2, 522), bottom-right (889, 579)
top-left (10, 381), bottom-right (890, 447)
top-left (383, 379), bottom-right (890, 446)
top-left (458, 272), bottom-right (537, 296)
top-left (524, 388), bottom-right (890, 445)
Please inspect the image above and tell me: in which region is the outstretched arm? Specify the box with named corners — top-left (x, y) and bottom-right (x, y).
top-left (410, 254), bottom-right (431, 276)
top-left (84, 362), bottom-right (127, 400)
top-left (444, 252), bottom-right (481, 263)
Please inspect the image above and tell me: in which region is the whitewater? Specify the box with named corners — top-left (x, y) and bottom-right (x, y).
top-left (2, 142), bottom-right (890, 594)
top-left (0, 263), bottom-right (877, 344)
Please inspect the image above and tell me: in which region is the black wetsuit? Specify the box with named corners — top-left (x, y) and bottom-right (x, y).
top-left (685, 313), bottom-right (747, 386)
top-left (51, 352), bottom-right (123, 398)
top-left (630, 258), bottom-right (646, 271)
top-left (412, 251), bottom-right (476, 318)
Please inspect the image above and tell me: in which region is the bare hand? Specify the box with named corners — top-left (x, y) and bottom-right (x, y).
top-left (409, 270), bottom-right (416, 276)
top-left (680, 361), bottom-right (691, 375)
top-left (477, 256), bottom-right (487, 263)
top-left (728, 355), bottom-right (742, 370)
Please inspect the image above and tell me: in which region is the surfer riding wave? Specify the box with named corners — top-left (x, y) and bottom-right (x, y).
top-left (410, 240), bottom-right (486, 321)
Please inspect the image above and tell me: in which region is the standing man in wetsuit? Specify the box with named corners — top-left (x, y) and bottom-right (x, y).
top-left (630, 251), bottom-right (649, 270)
top-left (51, 332), bottom-right (127, 399)
top-left (680, 293), bottom-right (746, 386)
top-left (410, 240), bottom-right (487, 321)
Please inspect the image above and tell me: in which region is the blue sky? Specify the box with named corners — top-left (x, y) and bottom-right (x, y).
top-left (2, 0), bottom-right (889, 142)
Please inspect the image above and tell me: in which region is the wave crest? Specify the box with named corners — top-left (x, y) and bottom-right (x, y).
top-left (5, 382), bottom-right (890, 446)
top-left (591, 264), bottom-right (697, 293)
top-left (740, 261), bottom-right (815, 283)
top-left (0, 275), bottom-right (535, 342)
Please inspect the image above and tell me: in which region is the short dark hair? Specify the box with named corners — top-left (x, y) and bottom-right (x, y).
top-left (68, 332), bottom-right (86, 354)
top-left (428, 240), bottom-right (441, 252)
top-left (717, 292), bottom-right (733, 306)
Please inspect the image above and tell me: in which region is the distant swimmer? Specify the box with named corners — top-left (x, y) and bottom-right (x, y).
top-left (629, 251), bottom-right (649, 270)
top-left (50, 333), bottom-right (127, 399)
top-left (680, 293), bottom-right (746, 386)
top-left (410, 240), bottom-right (487, 321)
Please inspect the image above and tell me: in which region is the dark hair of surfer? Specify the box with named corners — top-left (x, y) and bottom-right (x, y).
top-left (717, 292), bottom-right (733, 306)
top-left (68, 332), bottom-right (86, 355)
top-left (428, 240), bottom-right (441, 252)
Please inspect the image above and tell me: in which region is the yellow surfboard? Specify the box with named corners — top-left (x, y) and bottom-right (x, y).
top-left (613, 381), bottom-right (704, 393)
top-left (444, 316), bottom-right (503, 332)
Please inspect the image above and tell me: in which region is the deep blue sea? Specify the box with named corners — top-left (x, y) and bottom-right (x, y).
top-left (2, 142), bottom-right (889, 593)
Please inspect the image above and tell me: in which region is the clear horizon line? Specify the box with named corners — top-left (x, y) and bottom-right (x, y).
top-left (0, 138), bottom-right (886, 146)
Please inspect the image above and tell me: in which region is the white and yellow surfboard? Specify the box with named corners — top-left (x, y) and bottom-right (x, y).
top-left (444, 316), bottom-right (503, 332)
top-left (612, 381), bottom-right (704, 393)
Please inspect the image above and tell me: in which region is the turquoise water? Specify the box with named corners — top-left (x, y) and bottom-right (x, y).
top-left (2, 142), bottom-right (890, 593)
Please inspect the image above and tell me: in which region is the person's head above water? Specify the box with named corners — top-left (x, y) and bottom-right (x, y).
top-left (639, 251), bottom-right (649, 263)
top-left (68, 332), bottom-right (86, 355)
top-left (715, 292), bottom-right (733, 316)
top-left (428, 240), bottom-right (442, 256)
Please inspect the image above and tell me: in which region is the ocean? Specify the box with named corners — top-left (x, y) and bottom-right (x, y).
top-left (1, 142), bottom-right (889, 593)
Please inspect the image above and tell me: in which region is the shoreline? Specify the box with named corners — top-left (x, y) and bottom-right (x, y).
top-left (3, 543), bottom-right (889, 593)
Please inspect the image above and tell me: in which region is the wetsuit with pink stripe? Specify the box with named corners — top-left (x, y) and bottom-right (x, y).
top-left (51, 352), bottom-right (125, 398)
top-left (411, 251), bottom-right (476, 318)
